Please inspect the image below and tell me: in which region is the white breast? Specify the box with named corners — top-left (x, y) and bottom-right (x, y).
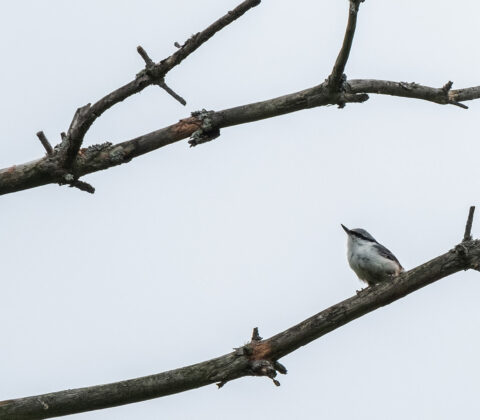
top-left (347, 238), bottom-right (400, 285)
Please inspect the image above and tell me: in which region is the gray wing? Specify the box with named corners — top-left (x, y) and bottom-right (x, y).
top-left (373, 243), bottom-right (403, 269)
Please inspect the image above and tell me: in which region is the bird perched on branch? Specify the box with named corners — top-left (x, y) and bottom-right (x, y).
top-left (341, 224), bottom-right (403, 286)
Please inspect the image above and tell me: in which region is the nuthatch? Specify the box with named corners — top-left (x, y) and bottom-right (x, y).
top-left (341, 224), bottom-right (404, 286)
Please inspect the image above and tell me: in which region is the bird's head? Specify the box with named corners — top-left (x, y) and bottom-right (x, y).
top-left (341, 224), bottom-right (377, 243)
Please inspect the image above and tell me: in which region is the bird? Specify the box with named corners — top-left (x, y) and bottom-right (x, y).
top-left (341, 224), bottom-right (404, 286)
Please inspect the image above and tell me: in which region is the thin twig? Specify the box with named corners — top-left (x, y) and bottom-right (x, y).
top-left (88, 0), bottom-right (262, 122)
top-left (58, 173), bottom-right (96, 194)
top-left (442, 80), bottom-right (453, 93)
top-left (36, 131), bottom-right (53, 155)
top-left (329, 0), bottom-right (364, 90)
top-left (136, 45), bottom-right (154, 66)
top-left (70, 179), bottom-right (95, 194)
top-left (449, 101), bottom-right (469, 109)
top-left (61, 103), bottom-right (92, 168)
top-left (251, 327), bottom-right (262, 341)
top-left (441, 81), bottom-right (469, 109)
top-left (463, 206), bottom-right (475, 242)
top-left (273, 361), bottom-right (288, 375)
top-left (157, 80), bottom-right (187, 105)
top-left (137, 45), bottom-right (186, 105)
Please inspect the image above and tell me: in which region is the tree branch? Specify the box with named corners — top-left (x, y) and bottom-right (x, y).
top-left (3, 76), bottom-right (480, 196)
top-left (1, 0), bottom-right (261, 196)
top-left (328, 0), bottom-right (364, 90)
top-left (348, 79), bottom-right (477, 108)
top-left (2, 1), bottom-right (479, 418)
top-left (35, 131), bottom-right (53, 156)
top-left (1, 215), bottom-right (479, 419)
top-left (87, 0), bottom-right (261, 122)
top-left (136, 45), bottom-right (187, 106)
top-left (3, 0), bottom-right (480, 196)
top-left (463, 206), bottom-right (475, 242)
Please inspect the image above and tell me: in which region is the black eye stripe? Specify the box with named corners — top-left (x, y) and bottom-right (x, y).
top-left (352, 231), bottom-right (375, 242)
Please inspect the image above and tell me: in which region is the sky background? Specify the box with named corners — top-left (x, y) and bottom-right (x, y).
top-left (2, 1), bottom-right (480, 419)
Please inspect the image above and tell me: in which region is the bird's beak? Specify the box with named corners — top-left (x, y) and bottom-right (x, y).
top-left (341, 224), bottom-right (351, 235)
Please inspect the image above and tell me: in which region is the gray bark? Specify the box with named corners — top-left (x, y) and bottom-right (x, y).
top-left (1, 0), bottom-right (479, 418)
top-left (0, 0), bottom-right (479, 196)
top-left (1, 239), bottom-right (479, 419)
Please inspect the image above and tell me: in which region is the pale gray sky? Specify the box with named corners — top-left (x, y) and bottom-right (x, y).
top-left (2, 1), bottom-right (480, 419)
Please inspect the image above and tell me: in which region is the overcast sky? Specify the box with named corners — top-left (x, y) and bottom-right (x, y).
top-left (2, 1), bottom-right (480, 419)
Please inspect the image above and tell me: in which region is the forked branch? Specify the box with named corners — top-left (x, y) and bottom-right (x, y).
top-left (1, 0), bottom-right (261, 196)
top-left (1, 0), bottom-right (480, 196)
top-left (329, 0), bottom-right (364, 90)
top-left (3, 74), bottom-right (480, 196)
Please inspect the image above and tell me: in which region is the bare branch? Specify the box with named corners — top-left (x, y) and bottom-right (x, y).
top-left (440, 80), bottom-right (469, 109)
top-left (0, 0), bottom-right (261, 196)
top-left (159, 0), bottom-right (261, 73)
top-left (449, 101), bottom-right (469, 109)
top-left (1, 0), bottom-right (478, 199)
top-left (4, 74), bottom-right (480, 196)
top-left (35, 131), bottom-right (53, 155)
top-left (273, 361), bottom-right (288, 375)
top-left (4, 1), bottom-right (480, 197)
top-left (88, 0), bottom-right (262, 122)
top-left (251, 327), bottom-right (262, 341)
top-left (136, 45), bottom-right (154, 67)
top-left (71, 180), bottom-right (95, 194)
top-left (84, 0), bottom-right (260, 142)
top-left (2, 233), bottom-right (479, 419)
top-left (3, 2), bottom-right (480, 418)
top-left (329, 0), bottom-right (364, 90)
top-left (137, 45), bottom-right (187, 105)
top-left (463, 206), bottom-right (475, 242)
top-left (157, 80), bottom-right (187, 106)
top-left (442, 80), bottom-right (453, 93)
top-left (57, 172), bottom-right (96, 194)
top-left (60, 103), bottom-right (92, 168)
top-left (451, 85), bottom-right (480, 102)
top-left (348, 79), bottom-right (476, 107)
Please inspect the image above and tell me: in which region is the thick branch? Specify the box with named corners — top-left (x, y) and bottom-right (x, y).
top-left (69, 0), bottom-right (260, 144)
top-left (2, 0), bottom-right (261, 196)
top-left (3, 77), bottom-right (480, 195)
top-left (1, 238), bottom-right (479, 419)
top-left (3, 0), bottom-right (480, 196)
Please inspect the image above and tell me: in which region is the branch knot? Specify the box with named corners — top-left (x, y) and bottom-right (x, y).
top-left (440, 80), bottom-right (468, 109)
top-left (189, 109), bottom-right (221, 147)
top-left (249, 360), bottom-right (280, 386)
top-left (247, 327), bottom-right (287, 386)
top-left (136, 45), bottom-right (187, 105)
top-left (56, 171), bottom-right (95, 194)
